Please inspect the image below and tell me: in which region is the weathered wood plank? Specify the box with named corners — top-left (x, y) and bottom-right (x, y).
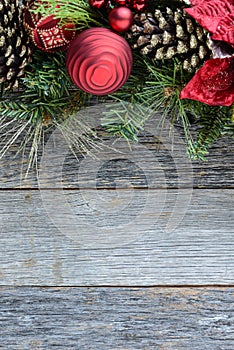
top-left (0, 189), bottom-right (233, 285)
top-left (0, 287), bottom-right (234, 349)
top-left (0, 131), bottom-right (233, 189)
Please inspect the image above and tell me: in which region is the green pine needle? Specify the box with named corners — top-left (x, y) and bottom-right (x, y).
top-left (32, 0), bottom-right (105, 29)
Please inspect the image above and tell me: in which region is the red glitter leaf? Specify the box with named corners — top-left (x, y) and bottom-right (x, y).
top-left (184, 0), bottom-right (234, 45)
top-left (180, 57), bottom-right (234, 106)
top-left (212, 13), bottom-right (234, 46)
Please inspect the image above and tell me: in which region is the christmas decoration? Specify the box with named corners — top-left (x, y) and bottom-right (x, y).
top-left (108, 7), bottom-right (133, 32)
top-left (184, 0), bottom-right (234, 47)
top-left (0, 0), bottom-right (32, 89)
top-left (88, 0), bottom-right (106, 9)
top-left (180, 0), bottom-right (234, 106)
top-left (0, 0), bottom-right (233, 170)
top-left (127, 7), bottom-right (211, 70)
top-left (24, 1), bottom-right (76, 52)
top-left (66, 28), bottom-right (132, 95)
top-left (89, 0), bottom-right (148, 12)
top-left (180, 57), bottom-right (234, 106)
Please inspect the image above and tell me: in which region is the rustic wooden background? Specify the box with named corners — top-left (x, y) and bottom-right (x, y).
top-left (0, 118), bottom-right (233, 349)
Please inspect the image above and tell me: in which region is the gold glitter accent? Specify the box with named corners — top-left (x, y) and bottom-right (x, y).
top-left (166, 8), bottom-right (173, 16)
top-left (17, 69), bottom-right (24, 77)
top-left (7, 28), bottom-right (12, 37)
top-left (131, 24), bottom-right (140, 34)
top-left (7, 68), bottom-right (14, 80)
top-left (139, 13), bottom-right (147, 21)
top-left (177, 41), bottom-right (188, 54)
top-left (4, 15), bottom-right (8, 25)
top-left (183, 59), bottom-right (190, 71)
top-left (137, 35), bottom-right (150, 47)
top-left (6, 54), bottom-right (14, 66)
top-left (176, 25), bottom-right (184, 39)
top-left (16, 36), bottom-right (21, 47)
top-left (186, 19), bottom-right (194, 34)
top-left (174, 10), bottom-right (182, 24)
top-left (155, 47), bottom-right (164, 60)
top-left (5, 45), bottom-right (12, 58)
top-left (20, 45), bottom-right (27, 57)
top-left (166, 47), bottom-right (176, 59)
top-left (154, 10), bottom-right (167, 29)
top-left (19, 58), bottom-right (27, 69)
top-left (199, 46), bottom-right (207, 59)
top-left (159, 17), bottom-right (167, 29)
top-left (190, 34), bottom-right (198, 49)
top-left (151, 34), bottom-right (160, 47)
top-left (196, 27), bottom-right (203, 41)
top-left (8, 11), bottom-right (13, 21)
top-left (191, 54), bottom-right (199, 68)
top-left (0, 36), bottom-right (5, 47)
top-left (141, 45), bottom-right (153, 55)
top-left (143, 21), bottom-right (156, 34)
top-left (163, 31), bottom-right (172, 45)
top-left (154, 9), bottom-right (162, 19)
top-left (12, 80), bottom-right (19, 89)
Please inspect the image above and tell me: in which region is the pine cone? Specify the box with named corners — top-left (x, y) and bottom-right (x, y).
top-left (127, 7), bottom-right (212, 70)
top-left (0, 0), bottom-right (32, 89)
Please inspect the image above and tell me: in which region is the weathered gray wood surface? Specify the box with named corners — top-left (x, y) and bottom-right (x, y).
top-left (1, 287), bottom-right (234, 349)
top-left (0, 123), bottom-right (233, 348)
top-left (0, 188), bottom-right (233, 285)
top-left (0, 134), bottom-right (234, 189)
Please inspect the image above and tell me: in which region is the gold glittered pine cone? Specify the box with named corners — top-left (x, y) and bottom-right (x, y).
top-left (127, 7), bottom-right (212, 70)
top-left (0, 0), bottom-right (32, 89)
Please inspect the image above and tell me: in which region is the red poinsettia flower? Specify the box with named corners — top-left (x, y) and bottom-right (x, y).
top-left (180, 0), bottom-right (234, 106)
top-left (180, 57), bottom-right (234, 106)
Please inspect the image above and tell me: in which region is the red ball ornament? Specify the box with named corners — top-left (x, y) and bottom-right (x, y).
top-left (24, 2), bottom-right (76, 52)
top-left (66, 28), bottom-right (132, 95)
top-left (108, 7), bottom-right (133, 32)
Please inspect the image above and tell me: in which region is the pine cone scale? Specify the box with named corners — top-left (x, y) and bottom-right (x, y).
top-left (127, 7), bottom-right (212, 71)
top-left (0, 0), bottom-right (32, 89)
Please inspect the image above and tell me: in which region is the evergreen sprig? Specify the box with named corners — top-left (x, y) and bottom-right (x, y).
top-left (32, 0), bottom-right (105, 29)
top-left (0, 0), bottom-right (232, 169)
top-left (191, 106), bottom-right (233, 160)
top-left (103, 58), bottom-right (197, 155)
top-left (0, 50), bottom-right (85, 125)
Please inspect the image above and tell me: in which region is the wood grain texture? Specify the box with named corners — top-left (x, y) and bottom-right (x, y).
top-left (0, 287), bottom-right (234, 349)
top-left (1, 99), bottom-right (233, 349)
top-left (0, 189), bottom-right (233, 285)
top-left (0, 132), bottom-right (233, 189)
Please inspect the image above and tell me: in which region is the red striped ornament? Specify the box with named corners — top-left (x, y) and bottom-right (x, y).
top-left (66, 28), bottom-right (132, 95)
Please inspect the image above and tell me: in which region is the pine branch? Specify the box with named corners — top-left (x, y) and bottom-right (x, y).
top-left (0, 50), bottom-right (87, 124)
top-left (223, 106), bottom-right (234, 138)
top-left (101, 100), bottom-right (149, 142)
top-left (191, 106), bottom-right (232, 160)
top-left (32, 0), bottom-right (105, 29)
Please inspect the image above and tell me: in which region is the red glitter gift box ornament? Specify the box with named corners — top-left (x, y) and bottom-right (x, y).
top-left (66, 27), bottom-right (132, 95)
top-left (24, 2), bottom-right (76, 52)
